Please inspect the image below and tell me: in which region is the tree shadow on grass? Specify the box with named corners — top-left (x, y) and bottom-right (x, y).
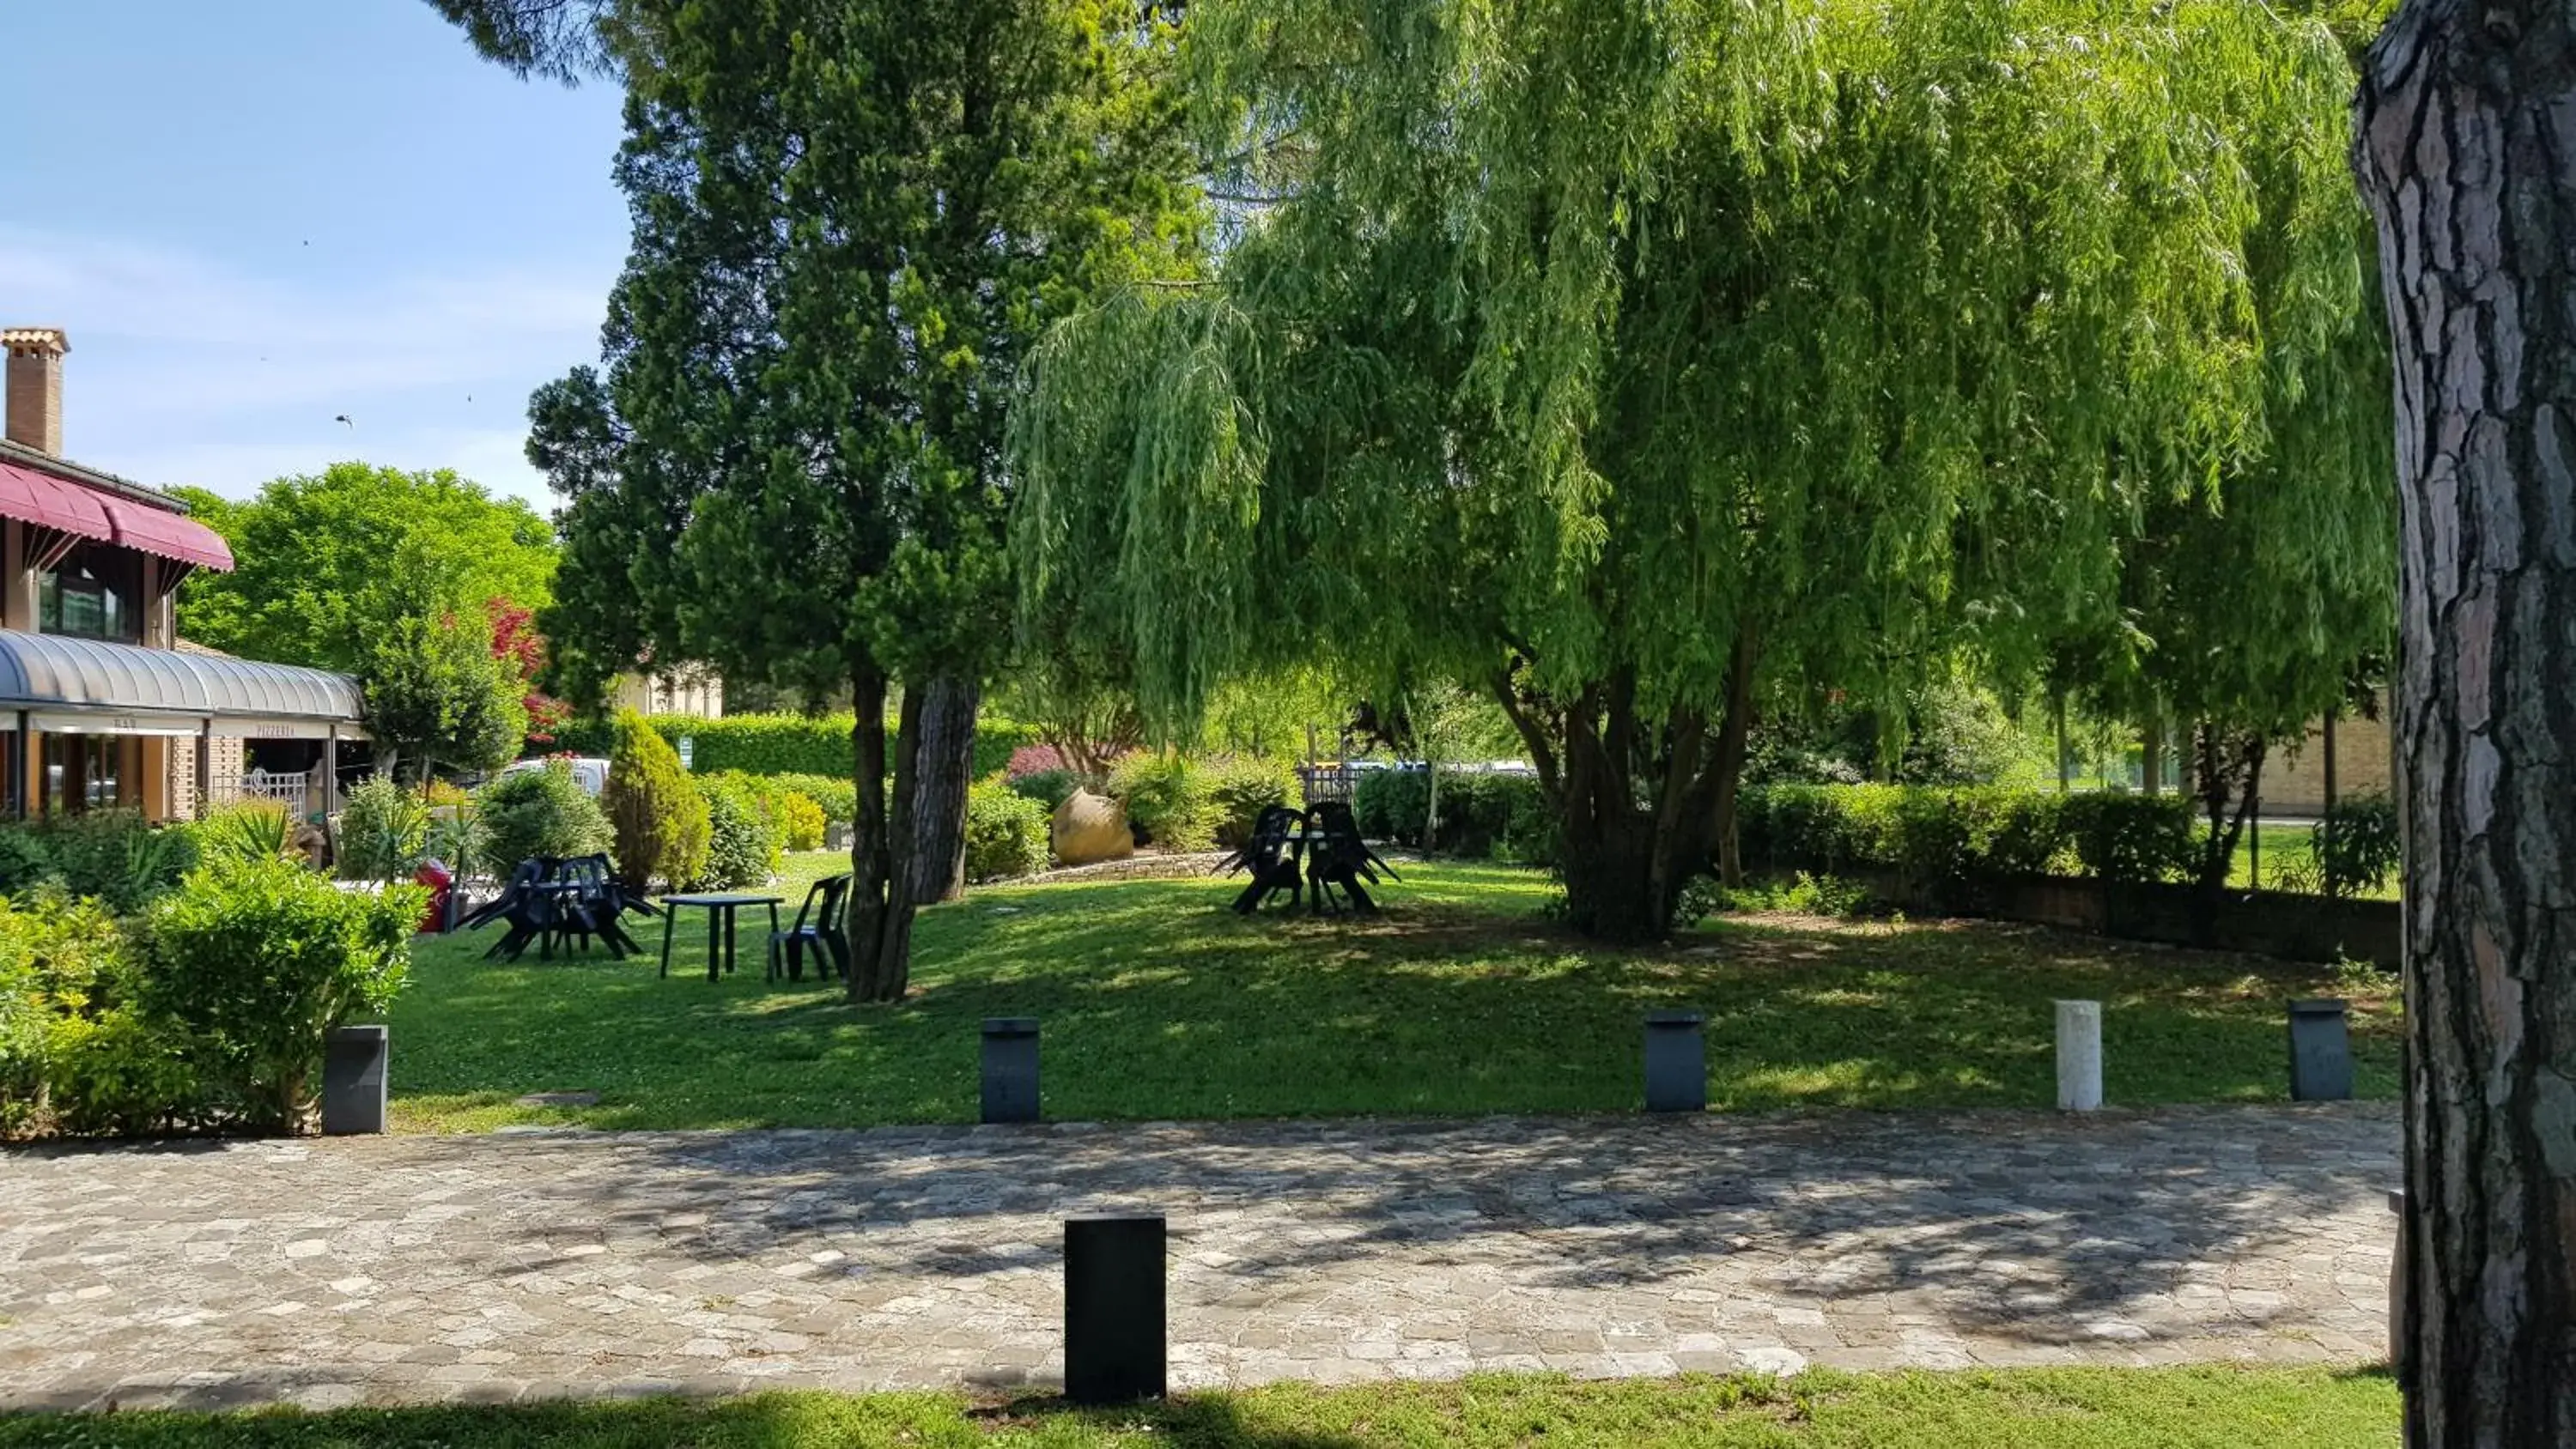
top-left (386, 870), bottom-right (2397, 1133)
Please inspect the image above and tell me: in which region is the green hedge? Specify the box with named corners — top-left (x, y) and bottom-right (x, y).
top-left (552, 712), bottom-right (1040, 780)
top-left (964, 779), bottom-right (1050, 881)
top-left (3, 858), bottom-right (424, 1139)
top-left (1352, 768), bottom-right (1556, 864)
top-left (1736, 785), bottom-right (2200, 902)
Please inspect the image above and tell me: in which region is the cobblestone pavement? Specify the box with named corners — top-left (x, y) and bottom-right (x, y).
top-left (0, 1105), bottom-right (2397, 1411)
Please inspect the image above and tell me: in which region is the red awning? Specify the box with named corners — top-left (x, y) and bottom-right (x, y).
top-left (100, 495), bottom-right (233, 572)
top-left (0, 461), bottom-right (115, 543)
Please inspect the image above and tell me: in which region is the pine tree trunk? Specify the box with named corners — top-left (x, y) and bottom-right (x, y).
top-left (907, 675), bottom-right (980, 904)
top-left (2355, 3), bottom-right (2576, 1441)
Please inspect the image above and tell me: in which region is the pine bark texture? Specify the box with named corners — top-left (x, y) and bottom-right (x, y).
top-left (2354, 2), bottom-right (2576, 1441)
top-left (907, 675), bottom-right (981, 905)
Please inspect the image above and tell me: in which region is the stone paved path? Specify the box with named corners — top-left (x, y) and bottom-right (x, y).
top-left (0, 1105), bottom-right (2397, 1411)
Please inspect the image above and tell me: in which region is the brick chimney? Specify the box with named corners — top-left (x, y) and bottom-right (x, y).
top-left (3, 328), bottom-right (69, 456)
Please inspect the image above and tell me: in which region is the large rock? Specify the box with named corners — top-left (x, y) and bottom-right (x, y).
top-left (1052, 789), bottom-right (1133, 867)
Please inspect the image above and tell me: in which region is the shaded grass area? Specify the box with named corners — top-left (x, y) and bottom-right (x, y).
top-left (387, 856), bottom-right (2398, 1133)
top-left (0, 1368), bottom-right (2400, 1448)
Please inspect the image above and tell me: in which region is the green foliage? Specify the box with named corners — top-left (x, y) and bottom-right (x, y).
top-left (964, 779), bottom-right (1052, 882)
top-left (173, 462), bottom-right (557, 674)
top-left (1353, 769), bottom-right (1557, 864)
top-left (12, 811), bottom-right (201, 914)
top-left (1202, 756), bottom-right (1298, 848)
top-left (553, 713), bottom-right (1041, 782)
top-left (1012, 0), bottom-right (2391, 942)
top-left (145, 855), bottom-right (423, 1131)
top-left (2059, 794), bottom-right (2201, 888)
top-left (775, 794), bottom-right (827, 853)
top-left (424, 808), bottom-right (487, 881)
top-left (0, 891), bottom-right (132, 1136)
top-left (194, 800), bottom-right (300, 872)
top-left (43, 1006), bottom-right (203, 1138)
top-left (1740, 786), bottom-right (2201, 896)
top-left (336, 779), bottom-right (431, 882)
top-left (2299, 791), bottom-right (2403, 900)
top-left (691, 777), bottom-right (780, 890)
top-left (473, 763), bottom-right (613, 872)
top-left (1107, 753), bottom-right (1215, 852)
top-left (362, 609), bottom-right (529, 780)
top-left (605, 710), bottom-right (711, 893)
top-left (1007, 769), bottom-right (1079, 814)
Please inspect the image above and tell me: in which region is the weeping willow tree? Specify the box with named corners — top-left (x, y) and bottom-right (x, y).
top-left (1014, 0), bottom-right (2391, 941)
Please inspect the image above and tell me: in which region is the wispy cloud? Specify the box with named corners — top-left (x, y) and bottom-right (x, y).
top-left (0, 227), bottom-right (616, 504)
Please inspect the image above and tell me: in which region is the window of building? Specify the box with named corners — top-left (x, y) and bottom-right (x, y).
top-left (39, 543), bottom-right (143, 643)
top-left (41, 733), bottom-right (125, 815)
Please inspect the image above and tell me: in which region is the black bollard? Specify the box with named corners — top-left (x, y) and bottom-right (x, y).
top-left (1065, 1215), bottom-right (1166, 1403)
top-left (981, 1017), bottom-right (1041, 1124)
top-left (1643, 1009), bottom-right (1707, 1113)
top-left (2287, 998), bottom-right (2353, 1101)
top-left (320, 1024), bottom-right (388, 1135)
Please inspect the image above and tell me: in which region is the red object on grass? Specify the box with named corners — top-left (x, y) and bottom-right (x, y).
top-left (415, 860), bottom-right (455, 934)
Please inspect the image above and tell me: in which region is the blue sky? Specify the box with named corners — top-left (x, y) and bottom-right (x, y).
top-left (0, 2), bottom-right (628, 506)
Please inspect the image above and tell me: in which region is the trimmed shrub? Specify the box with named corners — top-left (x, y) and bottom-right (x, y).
top-left (29, 811), bottom-right (197, 914)
top-left (554, 712), bottom-right (1041, 779)
top-left (0, 828), bottom-right (52, 898)
top-left (1737, 784), bottom-right (2198, 894)
top-left (337, 778), bottom-right (430, 882)
top-left (1352, 767), bottom-right (1554, 864)
top-left (605, 710), bottom-right (710, 892)
top-left (475, 761), bottom-right (613, 873)
top-left (1204, 756), bottom-right (1299, 849)
top-left (1008, 768), bottom-right (1079, 814)
top-left (144, 855), bottom-right (422, 1131)
top-left (964, 777), bottom-right (1050, 881)
top-left (2060, 792), bottom-right (2197, 886)
top-left (1108, 753), bottom-right (1216, 852)
top-left (776, 793), bottom-right (827, 852)
top-left (692, 776), bottom-right (781, 889)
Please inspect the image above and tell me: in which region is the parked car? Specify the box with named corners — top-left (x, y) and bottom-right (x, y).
top-left (497, 755), bottom-right (611, 797)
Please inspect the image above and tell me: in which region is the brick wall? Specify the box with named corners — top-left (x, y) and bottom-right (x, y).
top-left (2260, 689), bottom-right (2394, 816)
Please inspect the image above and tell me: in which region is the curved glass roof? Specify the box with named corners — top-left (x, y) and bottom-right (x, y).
top-left (0, 630), bottom-right (361, 722)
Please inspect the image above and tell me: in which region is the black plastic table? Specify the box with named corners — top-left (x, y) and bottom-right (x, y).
top-left (659, 892), bottom-right (785, 983)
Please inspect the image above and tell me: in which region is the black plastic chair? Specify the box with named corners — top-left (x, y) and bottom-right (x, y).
top-left (1303, 801), bottom-right (1399, 915)
top-left (769, 873), bottom-right (853, 982)
top-left (1216, 804), bottom-right (1308, 914)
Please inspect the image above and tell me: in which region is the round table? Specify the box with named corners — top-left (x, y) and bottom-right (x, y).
top-left (659, 892), bottom-right (785, 983)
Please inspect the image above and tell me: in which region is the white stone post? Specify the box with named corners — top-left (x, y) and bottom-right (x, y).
top-left (2056, 999), bottom-right (2103, 1111)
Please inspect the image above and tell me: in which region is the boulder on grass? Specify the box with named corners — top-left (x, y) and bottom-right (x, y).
top-left (1053, 789), bottom-right (1133, 867)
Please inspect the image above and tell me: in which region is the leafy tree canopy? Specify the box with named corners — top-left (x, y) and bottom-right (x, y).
top-left (512, 0), bottom-right (1204, 999)
top-left (175, 462), bottom-right (558, 674)
top-left (1013, 0), bottom-right (2395, 937)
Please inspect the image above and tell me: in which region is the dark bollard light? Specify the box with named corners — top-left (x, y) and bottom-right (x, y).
top-left (2287, 998), bottom-right (2354, 1101)
top-left (320, 1024), bottom-right (388, 1135)
top-left (1065, 1215), bottom-right (1166, 1404)
top-left (1643, 1009), bottom-right (1707, 1113)
top-left (981, 1017), bottom-right (1041, 1124)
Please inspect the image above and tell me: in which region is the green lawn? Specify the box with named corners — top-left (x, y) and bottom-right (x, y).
top-left (386, 855), bottom-right (2398, 1132)
top-left (0, 1368), bottom-right (2400, 1447)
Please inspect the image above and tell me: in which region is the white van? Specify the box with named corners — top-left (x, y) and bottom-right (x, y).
top-left (497, 756), bottom-right (611, 797)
